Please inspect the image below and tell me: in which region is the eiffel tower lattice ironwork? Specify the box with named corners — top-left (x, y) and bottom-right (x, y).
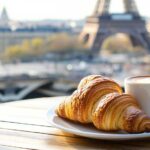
top-left (80, 0), bottom-right (150, 53)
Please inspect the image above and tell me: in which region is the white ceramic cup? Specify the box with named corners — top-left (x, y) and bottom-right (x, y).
top-left (125, 76), bottom-right (150, 116)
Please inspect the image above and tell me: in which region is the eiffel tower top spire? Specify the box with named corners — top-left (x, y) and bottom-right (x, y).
top-left (94, 0), bottom-right (139, 16)
top-left (123, 0), bottom-right (139, 15)
top-left (94, 0), bottom-right (110, 15)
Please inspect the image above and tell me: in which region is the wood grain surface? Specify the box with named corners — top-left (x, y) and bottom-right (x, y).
top-left (0, 97), bottom-right (149, 150)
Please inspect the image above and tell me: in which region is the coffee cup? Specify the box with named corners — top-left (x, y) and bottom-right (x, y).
top-left (125, 76), bottom-right (150, 116)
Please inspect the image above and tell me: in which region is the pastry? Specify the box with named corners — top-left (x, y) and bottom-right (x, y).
top-left (56, 75), bottom-right (150, 133)
top-left (92, 92), bottom-right (150, 133)
top-left (56, 75), bottom-right (122, 123)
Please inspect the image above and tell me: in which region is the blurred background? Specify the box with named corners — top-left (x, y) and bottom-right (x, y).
top-left (0, 0), bottom-right (149, 102)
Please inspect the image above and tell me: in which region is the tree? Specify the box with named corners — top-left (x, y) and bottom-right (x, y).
top-left (101, 33), bottom-right (147, 55)
top-left (5, 45), bottom-right (26, 58)
top-left (3, 33), bottom-right (88, 60)
top-left (31, 38), bottom-right (44, 55)
top-left (46, 33), bottom-right (87, 53)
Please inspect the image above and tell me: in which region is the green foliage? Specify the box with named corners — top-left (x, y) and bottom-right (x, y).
top-left (5, 45), bottom-right (27, 58)
top-left (45, 33), bottom-right (86, 53)
top-left (4, 33), bottom-right (87, 60)
top-left (101, 33), bottom-right (147, 55)
top-left (31, 38), bottom-right (44, 53)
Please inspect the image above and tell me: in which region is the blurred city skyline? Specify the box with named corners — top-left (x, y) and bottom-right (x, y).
top-left (0, 0), bottom-right (149, 21)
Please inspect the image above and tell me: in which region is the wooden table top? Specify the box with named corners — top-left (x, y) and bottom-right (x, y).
top-left (0, 97), bottom-right (150, 150)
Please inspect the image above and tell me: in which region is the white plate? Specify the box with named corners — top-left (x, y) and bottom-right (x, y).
top-left (47, 102), bottom-right (150, 140)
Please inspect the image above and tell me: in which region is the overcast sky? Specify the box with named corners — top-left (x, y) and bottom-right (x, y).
top-left (0, 0), bottom-right (149, 21)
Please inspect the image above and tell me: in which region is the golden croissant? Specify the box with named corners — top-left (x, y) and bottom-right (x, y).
top-left (56, 75), bottom-right (150, 133)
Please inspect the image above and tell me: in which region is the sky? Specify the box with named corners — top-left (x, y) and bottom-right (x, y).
top-left (0, 0), bottom-right (150, 21)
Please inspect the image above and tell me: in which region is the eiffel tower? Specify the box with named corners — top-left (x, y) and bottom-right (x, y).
top-left (80, 0), bottom-right (150, 53)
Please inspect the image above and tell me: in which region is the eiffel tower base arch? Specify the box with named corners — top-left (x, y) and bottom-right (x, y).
top-left (80, 16), bottom-right (150, 54)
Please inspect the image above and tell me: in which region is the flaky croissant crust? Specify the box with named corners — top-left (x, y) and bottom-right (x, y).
top-left (56, 75), bottom-right (122, 123)
top-left (56, 75), bottom-right (150, 133)
top-left (92, 93), bottom-right (150, 133)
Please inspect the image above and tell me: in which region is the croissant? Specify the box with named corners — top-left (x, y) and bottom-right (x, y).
top-left (92, 92), bottom-right (150, 133)
top-left (56, 75), bottom-right (150, 133)
top-left (56, 75), bottom-right (122, 123)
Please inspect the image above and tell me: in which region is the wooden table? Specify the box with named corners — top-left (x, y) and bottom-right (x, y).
top-left (0, 97), bottom-right (149, 150)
